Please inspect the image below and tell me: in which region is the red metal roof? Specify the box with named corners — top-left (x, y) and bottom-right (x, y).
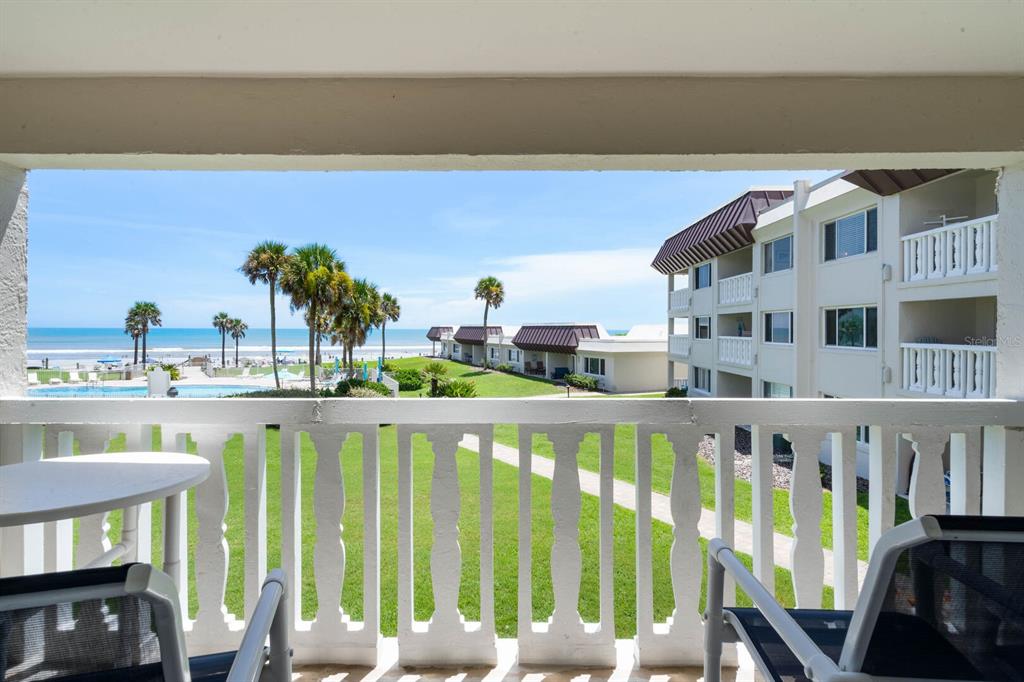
top-left (512, 324), bottom-right (600, 354)
top-left (426, 326), bottom-right (453, 341)
top-left (841, 169), bottom-right (959, 196)
top-left (651, 189), bottom-right (792, 274)
top-left (453, 325), bottom-right (502, 345)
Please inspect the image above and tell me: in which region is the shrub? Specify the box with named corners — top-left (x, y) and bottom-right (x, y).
top-left (439, 378), bottom-right (477, 398)
top-left (564, 373), bottom-right (598, 391)
top-left (394, 368), bottom-right (424, 391)
top-left (420, 361), bottom-right (448, 379)
top-left (333, 378), bottom-right (391, 397)
top-left (665, 386), bottom-right (688, 397)
top-left (348, 386), bottom-right (387, 398)
top-left (229, 388), bottom-right (316, 398)
top-left (148, 363), bottom-right (181, 380)
top-left (494, 363), bottom-right (515, 373)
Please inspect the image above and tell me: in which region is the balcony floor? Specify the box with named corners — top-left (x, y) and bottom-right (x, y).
top-left (293, 640), bottom-right (754, 681)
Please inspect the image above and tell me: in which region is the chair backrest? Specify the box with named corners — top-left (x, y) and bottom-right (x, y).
top-left (840, 515), bottom-right (1024, 679)
top-left (0, 564), bottom-right (189, 682)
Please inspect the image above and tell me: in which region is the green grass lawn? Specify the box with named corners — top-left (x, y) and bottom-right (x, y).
top-left (30, 368), bottom-right (123, 383)
top-left (385, 357), bottom-right (563, 398)
top-left (492, 425), bottom-right (912, 561)
top-left (95, 425), bottom-right (828, 637)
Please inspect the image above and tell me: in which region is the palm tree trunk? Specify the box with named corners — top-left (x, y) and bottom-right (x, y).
top-left (270, 277), bottom-right (280, 389)
top-left (142, 328), bottom-right (148, 365)
top-left (482, 303), bottom-right (490, 369)
top-left (133, 337), bottom-right (139, 365)
top-left (381, 320), bottom-right (387, 363)
top-left (235, 338), bottom-right (240, 367)
top-left (221, 331), bottom-right (226, 367)
top-left (308, 301), bottom-right (317, 393)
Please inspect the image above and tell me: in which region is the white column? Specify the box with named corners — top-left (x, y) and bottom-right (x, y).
top-left (0, 163), bottom-right (28, 397)
top-left (985, 166), bottom-right (1024, 515)
top-left (792, 180), bottom-right (816, 397)
top-left (667, 274), bottom-right (675, 387)
top-left (0, 164), bottom-right (34, 577)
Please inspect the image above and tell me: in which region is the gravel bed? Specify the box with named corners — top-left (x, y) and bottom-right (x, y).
top-left (697, 427), bottom-right (869, 493)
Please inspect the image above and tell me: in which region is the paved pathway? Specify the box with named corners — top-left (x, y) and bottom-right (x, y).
top-left (459, 434), bottom-right (868, 587)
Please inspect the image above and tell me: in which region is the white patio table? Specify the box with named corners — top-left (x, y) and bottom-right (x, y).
top-left (0, 452), bottom-right (209, 589)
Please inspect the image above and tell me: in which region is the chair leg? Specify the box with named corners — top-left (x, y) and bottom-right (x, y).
top-left (704, 549), bottom-right (725, 682)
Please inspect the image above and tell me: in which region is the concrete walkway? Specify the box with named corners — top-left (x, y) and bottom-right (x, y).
top-left (459, 434), bottom-right (868, 587)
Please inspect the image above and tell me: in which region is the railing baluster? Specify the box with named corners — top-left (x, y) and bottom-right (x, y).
top-left (868, 426), bottom-right (897, 554)
top-left (43, 429), bottom-right (74, 574)
top-left (279, 426), bottom-right (302, 629)
top-left (243, 425), bottom-right (267, 622)
top-left (310, 429), bottom-right (349, 637)
top-left (787, 429), bottom-right (824, 608)
top-left (748, 425), bottom-right (774, 596)
top-left (714, 426), bottom-right (735, 607)
top-left (831, 429), bottom-right (858, 607)
top-left (906, 430), bottom-right (950, 517)
top-left (948, 429), bottom-right (981, 515)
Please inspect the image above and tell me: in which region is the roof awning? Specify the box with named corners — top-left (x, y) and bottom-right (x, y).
top-left (512, 325), bottom-right (600, 354)
top-left (651, 190), bottom-right (792, 274)
top-left (841, 169), bottom-right (960, 196)
top-left (426, 326), bottom-right (453, 341)
top-left (453, 326), bottom-right (502, 345)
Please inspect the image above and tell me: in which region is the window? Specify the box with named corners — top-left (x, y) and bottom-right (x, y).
top-left (824, 208), bottom-right (877, 261)
top-left (453, 343), bottom-right (461, 353)
top-left (763, 235), bottom-right (792, 274)
top-left (584, 357), bottom-right (606, 375)
top-left (693, 367), bottom-right (711, 392)
top-left (507, 349), bottom-right (520, 362)
top-left (824, 306), bottom-right (877, 348)
top-left (762, 381), bottom-right (793, 398)
top-left (490, 347), bottom-right (498, 360)
top-left (823, 394), bottom-right (870, 444)
top-left (695, 316), bottom-right (711, 339)
top-left (694, 263), bottom-right (712, 289)
top-left (763, 311), bottom-right (793, 344)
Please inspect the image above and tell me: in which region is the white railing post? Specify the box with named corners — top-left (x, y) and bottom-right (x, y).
top-left (948, 429), bottom-right (981, 515)
top-left (982, 425), bottom-right (1024, 516)
top-left (906, 430), bottom-right (949, 518)
top-left (713, 427), bottom-right (736, 607)
top-left (749, 425), bottom-right (775, 595)
top-left (787, 430), bottom-right (824, 608)
top-left (830, 429), bottom-right (858, 608)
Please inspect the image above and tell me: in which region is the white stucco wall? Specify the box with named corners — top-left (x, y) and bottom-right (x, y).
top-left (0, 163), bottom-right (27, 397)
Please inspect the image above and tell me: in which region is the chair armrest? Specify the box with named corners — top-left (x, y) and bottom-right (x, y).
top-left (704, 538), bottom-right (840, 682)
top-left (225, 569), bottom-right (291, 682)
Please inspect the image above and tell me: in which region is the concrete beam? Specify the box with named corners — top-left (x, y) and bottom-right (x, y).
top-left (0, 76), bottom-right (1023, 171)
top-left (0, 163), bottom-right (27, 397)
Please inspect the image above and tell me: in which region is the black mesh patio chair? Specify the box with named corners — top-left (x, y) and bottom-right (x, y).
top-left (705, 515), bottom-right (1024, 682)
top-left (0, 563), bottom-right (290, 682)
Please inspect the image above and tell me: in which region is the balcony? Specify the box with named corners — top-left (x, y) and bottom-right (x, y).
top-left (718, 335), bottom-right (753, 367)
top-left (0, 396), bottom-right (1021, 676)
top-left (718, 272), bottom-right (753, 306)
top-left (901, 342), bottom-right (997, 398)
top-left (901, 215), bottom-right (998, 283)
top-left (668, 287), bottom-right (690, 313)
top-left (669, 333), bottom-right (691, 358)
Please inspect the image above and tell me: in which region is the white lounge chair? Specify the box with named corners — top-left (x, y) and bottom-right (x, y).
top-left (68, 370), bottom-right (82, 383)
top-left (48, 377), bottom-right (62, 385)
top-left (241, 366), bottom-right (251, 378)
top-left (27, 372), bottom-right (39, 385)
top-left (87, 371), bottom-right (100, 385)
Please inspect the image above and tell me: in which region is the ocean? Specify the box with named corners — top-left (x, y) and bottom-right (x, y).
top-left (27, 327), bottom-right (434, 367)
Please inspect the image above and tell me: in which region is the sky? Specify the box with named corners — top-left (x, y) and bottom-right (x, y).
top-left (27, 169), bottom-right (836, 330)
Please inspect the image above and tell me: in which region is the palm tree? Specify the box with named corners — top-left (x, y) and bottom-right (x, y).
top-left (130, 301), bottom-right (162, 365)
top-left (123, 311), bottom-right (143, 365)
top-left (229, 318), bottom-right (248, 367)
top-left (212, 312), bottom-right (231, 367)
top-left (280, 243), bottom-right (343, 392)
top-left (331, 278), bottom-right (378, 374)
top-left (473, 276), bottom-right (505, 369)
top-left (240, 241), bottom-right (290, 388)
top-left (379, 292), bottom-right (401, 362)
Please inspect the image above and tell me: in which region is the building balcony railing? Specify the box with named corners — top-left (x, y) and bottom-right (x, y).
top-left (901, 342), bottom-right (997, 398)
top-left (718, 335), bottom-right (753, 367)
top-left (717, 272), bottom-right (753, 306)
top-left (668, 287), bottom-right (690, 312)
top-left (901, 214), bottom-right (998, 283)
top-left (1, 397), bottom-right (1020, 671)
top-left (668, 334), bottom-right (690, 358)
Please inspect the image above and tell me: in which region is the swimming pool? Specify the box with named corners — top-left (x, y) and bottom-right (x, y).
top-left (28, 384), bottom-right (264, 398)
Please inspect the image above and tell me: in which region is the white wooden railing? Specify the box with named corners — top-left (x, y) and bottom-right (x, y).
top-left (901, 343), bottom-right (997, 398)
top-left (669, 287), bottom-right (690, 312)
top-left (669, 334), bottom-right (691, 358)
top-left (718, 272), bottom-right (753, 306)
top-left (901, 215), bottom-right (998, 283)
top-left (1, 397), bottom-right (1021, 669)
top-left (718, 335), bottom-right (753, 367)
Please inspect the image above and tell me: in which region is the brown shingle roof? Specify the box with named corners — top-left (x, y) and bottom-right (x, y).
top-left (841, 169), bottom-right (960, 196)
top-left (426, 326), bottom-right (453, 341)
top-left (512, 324), bottom-right (600, 354)
top-left (651, 189), bottom-right (793, 274)
top-left (453, 326), bottom-right (502, 346)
